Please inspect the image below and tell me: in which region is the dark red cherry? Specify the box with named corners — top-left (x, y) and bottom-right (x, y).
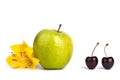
top-left (102, 44), bottom-right (114, 69)
top-left (102, 57), bottom-right (114, 69)
top-left (85, 42), bottom-right (99, 69)
top-left (86, 56), bottom-right (98, 69)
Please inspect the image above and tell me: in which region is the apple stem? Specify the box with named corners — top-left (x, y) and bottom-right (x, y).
top-left (104, 44), bottom-right (109, 57)
top-left (91, 42), bottom-right (99, 56)
top-left (57, 24), bottom-right (62, 32)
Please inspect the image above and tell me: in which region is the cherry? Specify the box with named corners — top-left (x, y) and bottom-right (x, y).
top-left (102, 44), bottom-right (114, 69)
top-left (85, 42), bottom-right (99, 69)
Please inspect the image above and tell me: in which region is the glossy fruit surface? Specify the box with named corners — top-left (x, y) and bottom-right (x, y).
top-left (85, 42), bottom-right (99, 69)
top-left (102, 44), bottom-right (114, 69)
top-left (102, 57), bottom-right (114, 69)
top-left (86, 56), bottom-right (98, 69)
top-left (33, 27), bottom-right (73, 69)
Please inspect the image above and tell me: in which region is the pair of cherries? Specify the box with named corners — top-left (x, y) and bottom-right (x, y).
top-left (85, 42), bottom-right (114, 70)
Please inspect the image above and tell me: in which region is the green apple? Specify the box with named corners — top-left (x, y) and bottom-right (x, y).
top-left (33, 24), bottom-right (73, 69)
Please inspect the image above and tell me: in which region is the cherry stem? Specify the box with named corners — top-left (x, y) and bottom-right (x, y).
top-left (104, 44), bottom-right (109, 57)
top-left (57, 24), bottom-right (62, 32)
top-left (91, 42), bottom-right (99, 56)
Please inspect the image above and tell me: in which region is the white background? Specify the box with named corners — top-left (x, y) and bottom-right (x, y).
top-left (0, 0), bottom-right (120, 80)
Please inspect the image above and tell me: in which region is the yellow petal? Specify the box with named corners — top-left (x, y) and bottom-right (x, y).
top-left (6, 40), bottom-right (39, 69)
top-left (6, 53), bottom-right (32, 69)
top-left (6, 55), bottom-right (20, 68)
top-left (23, 47), bottom-right (39, 69)
top-left (23, 47), bottom-right (33, 57)
top-left (31, 58), bottom-right (39, 69)
top-left (10, 41), bottom-right (28, 53)
top-left (6, 55), bottom-right (14, 64)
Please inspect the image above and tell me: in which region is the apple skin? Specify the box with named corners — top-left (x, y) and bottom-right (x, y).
top-left (33, 29), bottom-right (73, 69)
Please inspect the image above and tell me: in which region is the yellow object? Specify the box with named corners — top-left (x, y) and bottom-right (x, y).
top-left (6, 41), bottom-right (39, 69)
